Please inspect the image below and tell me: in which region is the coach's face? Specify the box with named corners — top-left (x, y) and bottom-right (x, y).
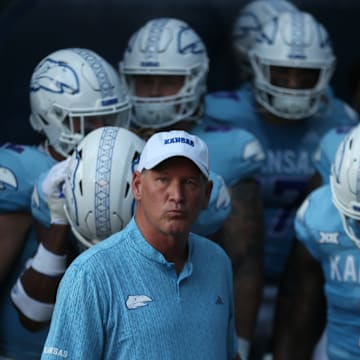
top-left (132, 156), bottom-right (212, 237)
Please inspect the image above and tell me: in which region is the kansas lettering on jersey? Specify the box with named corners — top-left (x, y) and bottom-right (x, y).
top-left (205, 83), bottom-right (358, 280)
top-left (295, 185), bottom-right (360, 359)
top-left (0, 143), bottom-right (56, 359)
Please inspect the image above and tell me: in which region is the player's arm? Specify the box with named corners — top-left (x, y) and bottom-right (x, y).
top-left (11, 160), bottom-right (72, 331)
top-left (0, 212), bottom-right (33, 285)
top-left (222, 177), bottom-right (264, 360)
top-left (12, 223), bottom-right (70, 331)
top-left (272, 239), bottom-right (325, 359)
top-left (0, 146), bottom-right (37, 285)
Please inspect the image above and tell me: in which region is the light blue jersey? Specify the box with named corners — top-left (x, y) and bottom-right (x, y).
top-left (191, 120), bottom-right (265, 187)
top-left (42, 218), bottom-right (238, 360)
top-left (0, 143), bottom-right (54, 213)
top-left (205, 83), bottom-right (358, 280)
top-left (191, 118), bottom-right (265, 236)
top-left (313, 126), bottom-right (354, 184)
top-left (0, 143), bottom-right (56, 359)
top-left (193, 170), bottom-right (231, 236)
top-left (295, 185), bottom-right (360, 360)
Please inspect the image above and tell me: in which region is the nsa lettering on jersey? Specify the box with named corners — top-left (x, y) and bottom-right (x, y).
top-left (262, 150), bottom-right (314, 175)
top-left (164, 137), bottom-right (194, 147)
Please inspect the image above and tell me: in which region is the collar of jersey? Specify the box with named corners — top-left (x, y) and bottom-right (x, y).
top-left (128, 218), bottom-right (194, 272)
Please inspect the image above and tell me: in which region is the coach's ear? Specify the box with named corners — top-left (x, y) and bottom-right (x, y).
top-left (132, 170), bottom-right (143, 201)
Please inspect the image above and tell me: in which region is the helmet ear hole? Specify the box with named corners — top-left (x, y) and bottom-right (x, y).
top-left (39, 114), bottom-right (50, 126)
top-left (51, 106), bottom-right (65, 120)
top-left (124, 182), bottom-right (130, 198)
top-left (78, 180), bottom-right (83, 196)
top-left (64, 126), bottom-right (145, 251)
top-left (132, 151), bottom-right (141, 163)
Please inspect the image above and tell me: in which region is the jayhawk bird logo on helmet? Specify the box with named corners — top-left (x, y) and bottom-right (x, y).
top-left (30, 58), bottom-right (79, 95)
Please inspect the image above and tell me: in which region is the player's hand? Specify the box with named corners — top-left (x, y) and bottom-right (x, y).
top-left (237, 336), bottom-right (250, 360)
top-left (42, 158), bottom-right (70, 225)
top-left (216, 175), bottom-right (231, 209)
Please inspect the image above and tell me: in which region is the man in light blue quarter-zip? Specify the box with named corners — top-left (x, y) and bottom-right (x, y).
top-left (41, 130), bottom-right (241, 360)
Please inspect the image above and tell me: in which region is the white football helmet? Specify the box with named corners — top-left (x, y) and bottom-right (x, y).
top-left (120, 17), bottom-right (209, 128)
top-left (30, 48), bottom-right (132, 157)
top-left (63, 126), bottom-right (145, 251)
top-left (330, 125), bottom-right (360, 249)
top-left (249, 11), bottom-right (336, 119)
top-left (233, 0), bottom-right (298, 82)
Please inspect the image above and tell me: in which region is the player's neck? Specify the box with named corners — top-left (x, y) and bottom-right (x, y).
top-left (47, 144), bottom-right (66, 161)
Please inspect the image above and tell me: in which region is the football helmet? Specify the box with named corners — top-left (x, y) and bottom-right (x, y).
top-left (63, 126), bottom-right (145, 251)
top-left (233, 0), bottom-right (298, 82)
top-left (330, 125), bottom-right (360, 248)
top-left (120, 17), bottom-right (209, 128)
top-left (249, 11), bottom-right (336, 119)
top-left (30, 48), bottom-right (131, 157)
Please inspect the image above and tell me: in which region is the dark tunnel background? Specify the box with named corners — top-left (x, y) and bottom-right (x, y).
top-left (0, 0), bottom-right (359, 145)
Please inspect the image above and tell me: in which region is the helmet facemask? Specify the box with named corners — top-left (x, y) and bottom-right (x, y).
top-left (31, 103), bottom-right (131, 157)
top-left (125, 64), bottom-right (207, 128)
top-left (250, 54), bottom-right (335, 120)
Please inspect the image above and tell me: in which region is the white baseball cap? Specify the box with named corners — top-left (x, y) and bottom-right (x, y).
top-left (137, 130), bottom-right (209, 178)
